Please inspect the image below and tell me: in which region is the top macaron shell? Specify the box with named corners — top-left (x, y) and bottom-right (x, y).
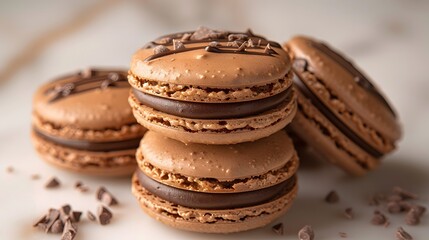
top-left (285, 36), bottom-right (401, 155)
top-left (33, 69), bottom-right (143, 142)
top-left (129, 28), bottom-right (293, 103)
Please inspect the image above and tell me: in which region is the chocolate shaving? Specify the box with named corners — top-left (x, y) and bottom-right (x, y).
top-left (339, 232), bottom-right (348, 238)
top-left (157, 37), bottom-right (172, 44)
top-left (247, 38), bottom-right (255, 47)
top-left (396, 227), bottom-right (413, 240)
top-left (181, 33), bottom-right (192, 41)
top-left (45, 177), bottom-right (60, 189)
top-left (393, 187), bottom-right (418, 200)
top-left (227, 41), bottom-right (240, 48)
top-left (70, 211), bottom-right (82, 223)
top-left (153, 45), bottom-right (169, 55)
top-left (264, 43), bottom-right (277, 55)
top-left (74, 181), bottom-right (89, 193)
top-left (410, 204), bottom-right (426, 217)
top-left (272, 223), bottom-right (284, 235)
top-left (325, 190), bottom-right (339, 203)
top-left (208, 41), bottom-right (219, 47)
top-left (344, 207), bottom-right (354, 219)
top-left (237, 41), bottom-right (247, 52)
top-left (405, 208), bottom-right (421, 226)
top-left (97, 205), bottom-right (113, 225)
top-left (33, 214), bottom-right (49, 231)
top-left (228, 33), bottom-right (248, 41)
top-left (87, 211), bottom-right (96, 222)
top-left (371, 210), bottom-right (388, 225)
top-left (387, 201), bottom-right (410, 214)
top-left (96, 187), bottom-right (118, 206)
top-left (298, 225), bottom-right (314, 240)
top-left (80, 68), bottom-right (94, 78)
top-left (293, 58), bottom-right (309, 73)
top-left (51, 219), bottom-right (64, 234)
top-left (173, 39), bottom-right (185, 50)
top-left (61, 219), bottom-right (77, 240)
top-left (191, 26), bottom-right (224, 40)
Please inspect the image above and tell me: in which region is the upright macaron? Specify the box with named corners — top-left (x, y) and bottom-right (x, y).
top-left (283, 36), bottom-right (402, 176)
top-left (132, 131), bottom-right (298, 233)
top-left (32, 68), bottom-right (147, 176)
top-left (128, 27), bottom-right (296, 144)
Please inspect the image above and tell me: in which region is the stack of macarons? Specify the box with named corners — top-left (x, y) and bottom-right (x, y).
top-left (128, 27), bottom-right (299, 233)
top-left (31, 69), bottom-right (147, 176)
top-left (30, 26), bottom-right (402, 234)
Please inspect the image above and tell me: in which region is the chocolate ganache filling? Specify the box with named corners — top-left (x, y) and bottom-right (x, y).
top-left (137, 169), bottom-right (296, 210)
top-left (132, 87), bottom-right (292, 119)
top-left (33, 128), bottom-right (140, 152)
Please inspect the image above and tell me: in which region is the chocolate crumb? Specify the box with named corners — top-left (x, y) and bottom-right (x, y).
top-left (153, 45), bottom-right (169, 55)
top-left (96, 187), bottom-right (118, 206)
top-left (339, 232), bottom-right (348, 238)
top-left (31, 174), bottom-right (40, 180)
top-left (5, 166), bottom-right (14, 173)
top-left (344, 208), bottom-right (354, 219)
top-left (98, 205), bottom-right (113, 225)
top-left (45, 177), bottom-right (60, 189)
top-left (33, 214), bottom-right (49, 231)
top-left (173, 39), bottom-right (185, 50)
top-left (190, 26), bottom-right (214, 40)
top-left (393, 187), bottom-right (418, 200)
top-left (371, 210), bottom-right (388, 225)
top-left (70, 211), bottom-right (82, 223)
top-left (396, 227), bottom-right (413, 240)
top-left (298, 225), bottom-right (314, 240)
top-left (272, 223), bottom-right (283, 235)
top-left (325, 190), bottom-right (339, 203)
top-left (293, 58), bottom-right (309, 73)
top-left (247, 38), bottom-right (255, 48)
top-left (74, 181), bottom-right (88, 193)
top-left (87, 211), bottom-right (96, 222)
top-left (405, 208), bottom-right (421, 226)
top-left (61, 219), bottom-right (77, 240)
top-left (410, 204), bottom-right (426, 217)
top-left (50, 219), bottom-right (64, 234)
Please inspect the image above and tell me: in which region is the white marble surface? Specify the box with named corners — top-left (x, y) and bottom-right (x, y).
top-left (0, 0), bottom-right (428, 239)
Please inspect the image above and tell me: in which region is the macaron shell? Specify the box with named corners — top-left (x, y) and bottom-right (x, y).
top-left (137, 151), bottom-right (298, 193)
top-left (128, 90), bottom-right (297, 144)
top-left (131, 173), bottom-right (298, 233)
top-left (32, 131), bottom-right (136, 176)
top-left (128, 71), bottom-right (292, 103)
top-left (130, 42), bottom-right (290, 88)
top-left (139, 131), bottom-right (294, 180)
top-left (32, 113), bottom-right (145, 142)
top-left (291, 91), bottom-right (379, 175)
top-left (285, 36), bottom-right (401, 152)
top-left (33, 72), bottom-right (136, 130)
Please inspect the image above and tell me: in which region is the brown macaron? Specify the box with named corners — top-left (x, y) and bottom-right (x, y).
top-left (31, 68), bottom-right (147, 176)
top-left (128, 27), bottom-right (297, 144)
top-left (132, 130), bottom-right (299, 233)
top-left (283, 36), bottom-right (402, 176)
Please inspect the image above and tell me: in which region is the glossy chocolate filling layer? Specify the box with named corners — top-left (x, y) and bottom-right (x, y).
top-left (132, 87), bottom-right (292, 119)
top-left (293, 73), bottom-right (383, 158)
top-left (137, 169), bottom-right (296, 210)
top-left (33, 128), bottom-right (140, 152)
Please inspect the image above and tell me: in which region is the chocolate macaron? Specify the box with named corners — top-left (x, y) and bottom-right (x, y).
top-left (284, 36), bottom-right (402, 176)
top-left (128, 27), bottom-right (297, 144)
top-left (32, 69), bottom-right (147, 176)
top-left (132, 131), bottom-right (298, 233)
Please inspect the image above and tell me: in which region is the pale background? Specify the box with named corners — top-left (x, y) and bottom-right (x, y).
top-left (0, 0), bottom-right (428, 239)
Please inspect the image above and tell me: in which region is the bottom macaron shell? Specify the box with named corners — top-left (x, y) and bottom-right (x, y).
top-left (129, 91), bottom-right (297, 144)
top-left (131, 173), bottom-right (298, 233)
top-left (290, 93), bottom-right (379, 176)
top-left (31, 131), bottom-right (137, 177)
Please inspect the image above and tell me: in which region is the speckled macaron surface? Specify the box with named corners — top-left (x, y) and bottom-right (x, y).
top-left (284, 36), bottom-right (402, 176)
top-left (128, 27), bottom-right (297, 144)
top-left (132, 130), bottom-right (298, 233)
top-left (31, 68), bottom-right (147, 176)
